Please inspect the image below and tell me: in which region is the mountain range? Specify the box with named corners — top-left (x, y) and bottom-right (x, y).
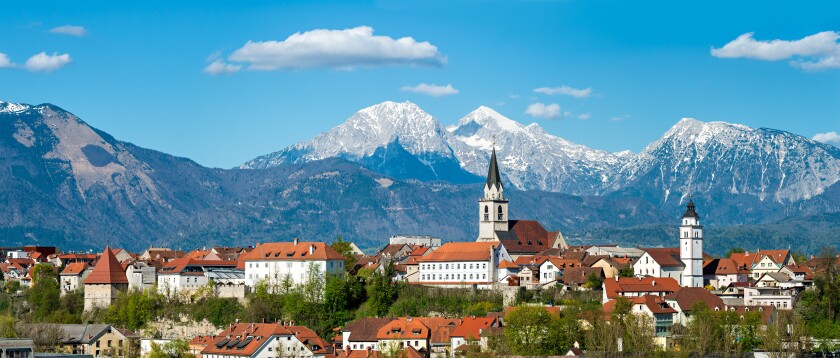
top-left (1, 100), bottom-right (838, 254)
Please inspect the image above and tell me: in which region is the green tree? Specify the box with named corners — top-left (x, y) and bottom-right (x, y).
top-left (504, 305), bottom-right (579, 356)
top-left (28, 263), bottom-right (61, 321)
top-left (145, 340), bottom-right (191, 358)
top-left (618, 265), bottom-right (635, 278)
top-left (363, 264), bottom-right (398, 318)
top-left (584, 272), bottom-right (603, 289)
top-left (331, 236), bottom-right (359, 272)
top-left (0, 315), bottom-right (18, 338)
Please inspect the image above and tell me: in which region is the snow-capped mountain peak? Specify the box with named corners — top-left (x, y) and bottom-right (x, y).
top-left (0, 101), bottom-right (31, 114)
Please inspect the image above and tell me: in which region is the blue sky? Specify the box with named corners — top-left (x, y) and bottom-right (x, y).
top-left (1, 0), bottom-right (839, 168)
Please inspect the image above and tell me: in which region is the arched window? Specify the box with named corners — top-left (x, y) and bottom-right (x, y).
top-left (484, 205), bottom-right (489, 221)
top-left (497, 205), bottom-right (504, 220)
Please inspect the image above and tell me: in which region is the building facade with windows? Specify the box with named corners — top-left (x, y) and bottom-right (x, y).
top-left (416, 242), bottom-right (511, 289)
top-left (239, 240), bottom-right (345, 289)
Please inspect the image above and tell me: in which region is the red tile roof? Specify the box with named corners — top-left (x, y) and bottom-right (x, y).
top-left (703, 258), bottom-right (749, 275)
top-left (499, 220), bottom-right (556, 254)
top-left (239, 242), bottom-right (345, 262)
top-left (84, 247), bottom-right (129, 285)
top-left (417, 242), bottom-right (499, 262)
top-left (415, 317), bottom-right (460, 344)
top-left (450, 317), bottom-right (496, 340)
top-left (376, 318), bottom-right (429, 340)
top-left (201, 323), bottom-right (330, 357)
top-left (642, 248), bottom-right (683, 267)
top-left (60, 262), bottom-right (89, 276)
top-left (497, 260), bottom-right (519, 269)
top-left (604, 295), bottom-right (677, 315)
top-left (603, 277), bottom-right (680, 300)
top-left (665, 287), bottom-right (725, 311)
top-left (344, 318), bottom-right (394, 342)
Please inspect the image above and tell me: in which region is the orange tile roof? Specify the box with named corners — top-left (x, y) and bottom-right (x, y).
top-left (417, 242), bottom-right (499, 262)
top-left (604, 295), bottom-right (677, 316)
top-left (239, 241), bottom-right (345, 262)
top-left (60, 262), bottom-right (89, 275)
top-left (513, 256), bottom-right (549, 266)
top-left (665, 287), bottom-right (725, 311)
top-left (414, 317), bottom-right (460, 344)
top-left (201, 323), bottom-right (330, 356)
top-left (603, 277), bottom-right (680, 300)
top-left (376, 318), bottom-right (429, 340)
top-left (497, 260), bottom-right (519, 269)
top-left (84, 247), bottom-right (128, 285)
top-left (641, 248), bottom-right (683, 267)
top-left (450, 317), bottom-right (496, 340)
top-left (409, 246), bottom-right (430, 256)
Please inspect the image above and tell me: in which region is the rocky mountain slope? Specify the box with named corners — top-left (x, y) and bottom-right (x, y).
top-left (0, 101), bottom-right (671, 252)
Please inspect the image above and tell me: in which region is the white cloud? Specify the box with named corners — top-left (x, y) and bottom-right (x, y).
top-left (534, 85), bottom-right (592, 98)
top-left (813, 131), bottom-right (840, 147)
top-left (0, 53), bottom-right (14, 68)
top-left (577, 113), bottom-right (591, 120)
top-left (225, 26), bottom-right (446, 71)
top-left (711, 31), bottom-right (840, 71)
top-left (524, 103), bottom-right (561, 119)
top-left (204, 60), bottom-right (241, 75)
top-left (508, 94), bottom-right (521, 99)
top-left (611, 116), bottom-right (627, 122)
top-left (400, 83), bottom-right (458, 97)
top-left (49, 25), bottom-right (87, 37)
top-left (24, 52), bottom-right (71, 72)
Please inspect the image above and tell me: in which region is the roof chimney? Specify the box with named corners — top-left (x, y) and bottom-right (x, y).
top-left (294, 238), bottom-right (299, 246)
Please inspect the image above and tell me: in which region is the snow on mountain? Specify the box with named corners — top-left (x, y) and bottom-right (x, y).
top-left (242, 101), bottom-right (485, 183)
top-left (241, 102), bottom-right (840, 206)
top-left (449, 106), bottom-right (626, 194)
top-left (616, 118), bottom-right (840, 204)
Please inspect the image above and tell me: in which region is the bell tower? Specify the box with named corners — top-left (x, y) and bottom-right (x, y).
top-left (679, 195), bottom-right (704, 287)
top-left (477, 146), bottom-right (509, 242)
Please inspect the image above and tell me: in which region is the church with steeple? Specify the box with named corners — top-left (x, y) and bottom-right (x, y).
top-left (474, 147), bottom-right (567, 259)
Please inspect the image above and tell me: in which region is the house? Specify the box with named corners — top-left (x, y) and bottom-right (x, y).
top-left (239, 240), bottom-right (345, 289)
top-left (603, 295), bottom-right (676, 343)
top-left (84, 247), bottom-right (129, 311)
top-left (584, 246), bottom-right (645, 259)
top-left (755, 272), bottom-right (792, 288)
top-left (200, 323), bottom-right (333, 358)
top-left (560, 267), bottom-right (604, 289)
top-left (342, 318), bottom-right (393, 352)
top-left (389, 235), bottom-right (441, 249)
top-left (778, 264), bottom-right (814, 288)
top-left (730, 250), bottom-right (795, 280)
top-left (139, 248), bottom-right (188, 262)
top-left (375, 318), bottom-right (429, 354)
top-left (664, 287), bottom-right (725, 325)
top-left (743, 287), bottom-right (796, 310)
top-left (475, 147), bottom-right (567, 258)
top-left (52, 324), bottom-right (135, 358)
top-left (702, 258), bottom-right (750, 288)
top-left (189, 335), bottom-right (214, 357)
top-left (449, 316), bottom-right (498, 355)
top-left (634, 248), bottom-right (684, 281)
top-left (538, 257), bottom-right (582, 285)
top-left (0, 338), bottom-right (34, 358)
top-left (59, 262), bottom-right (90, 294)
top-left (51, 254), bottom-right (98, 267)
top-left (602, 277), bottom-right (681, 303)
top-left (588, 256), bottom-right (633, 278)
top-left (416, 318), bottom-right (460, 358)
top-left (416, 242), bottom-right (511, 289)
top-left (156, 258), bottom-right (239, 296)
top-left (110, 249), bottom-right (134, 264)
top-left (125, 260), bottom-right (159, 291)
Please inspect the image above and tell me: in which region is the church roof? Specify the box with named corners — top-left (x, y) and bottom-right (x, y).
top-left (682, 198), bottom-right (700, 219)
top-left (84, 247), bottom-right (129, 285)
top-left (485, 148), bottom-right (503, 191)
top-left (496, 220), bottom-right (555, 254)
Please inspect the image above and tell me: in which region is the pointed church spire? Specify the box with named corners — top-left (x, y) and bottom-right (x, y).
top-left (486, 146), bottom-right (503, 191)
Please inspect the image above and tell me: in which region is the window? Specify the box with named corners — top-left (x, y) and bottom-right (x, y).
top-left (484, 205), bottom-right (489, 220)
top-left (497, 205), bottom-right (504, 220)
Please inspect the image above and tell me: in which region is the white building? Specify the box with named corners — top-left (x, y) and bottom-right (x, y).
top-left (389, 235), bottom-right (441, 248)
top-left (157, 258), bottom-right (239, 296)
top-left (200, 323), bottom-right (333, 358)
top-left (240, 240), bottom-right (345, 289)
top-left (744, 287), bottom-right (796, 310)
top-left (125, 261), bottom-right (157, 291)
top-left (633, 198), bottom-right (706, 288)
top-left (417, 241), bottom-right (511, 289)
top-left (59, 262), bottom-right (90, 294)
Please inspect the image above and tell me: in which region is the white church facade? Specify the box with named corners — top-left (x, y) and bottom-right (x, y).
top-left (634, 197), bottom-right (706, 288)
